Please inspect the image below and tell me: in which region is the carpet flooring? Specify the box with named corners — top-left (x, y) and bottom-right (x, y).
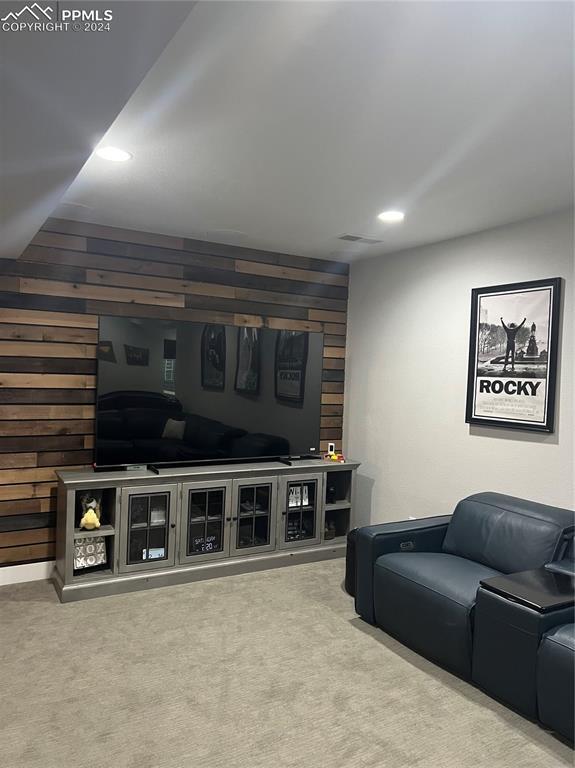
top-left (0, 560), bottom-right (572, 768)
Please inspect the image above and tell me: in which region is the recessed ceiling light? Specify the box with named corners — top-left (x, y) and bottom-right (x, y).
top-left (377, 209), bottom-right (405, 223)
top-left (95, 146), bottom-right (132, 162)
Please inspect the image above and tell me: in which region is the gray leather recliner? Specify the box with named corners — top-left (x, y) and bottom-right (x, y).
top-left (354, 492), bottom-right (574, 680)
top-left (537, 622), bottom-right (575, 742)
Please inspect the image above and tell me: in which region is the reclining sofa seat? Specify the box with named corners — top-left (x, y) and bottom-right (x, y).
top-left (355, 492), bottom-right (574, 679)
top-left (537, 622), bottom-right (575, 742)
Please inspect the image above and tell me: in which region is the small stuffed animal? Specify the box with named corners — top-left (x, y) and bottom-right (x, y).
top-left (80, 509), bottom-right (101, 530)
top-left (79, 494), bottom-right (102, 530)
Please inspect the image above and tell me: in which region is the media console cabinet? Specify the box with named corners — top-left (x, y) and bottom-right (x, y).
top-left (54, 459), bottom-right (359, 602)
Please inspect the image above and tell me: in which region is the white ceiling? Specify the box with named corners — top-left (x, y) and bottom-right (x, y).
top-left (49, 2), bottom-right (574, 259)
top-left (0, 0), bottom-right (194, 259)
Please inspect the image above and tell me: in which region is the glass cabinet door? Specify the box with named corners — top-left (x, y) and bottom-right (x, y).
top-left (278, 474), bottom-right (322, 549)
top-left (179, 480), bottom-right (231, 564)
top-left (230, 477), bottom-right (277, 556)
top-left (119, 485), bottom-right (177, 573)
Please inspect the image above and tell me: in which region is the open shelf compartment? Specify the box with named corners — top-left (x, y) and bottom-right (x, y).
top-left (324, 506), bottom-right (351, 541)
top-left (325, 470), bottom-right (352, 507)
top-left (74, 487), bottom-right (117, 529)
top-left (73, 533), bottom-right (115, 579)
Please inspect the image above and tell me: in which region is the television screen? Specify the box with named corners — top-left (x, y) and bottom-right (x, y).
top-left (95, 316), bottom-right (323, 467)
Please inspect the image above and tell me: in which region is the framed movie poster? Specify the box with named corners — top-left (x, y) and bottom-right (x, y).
top-left (275, 330), bottom-right (309, 403)
top-left (201, 324), bottom-right (226, 390)
top-left (465, 277), bottom-right (561, 432)
top-left (124, 344), bottom-right (149, 366)
top-left (235, 327), bottom-right (260, 395)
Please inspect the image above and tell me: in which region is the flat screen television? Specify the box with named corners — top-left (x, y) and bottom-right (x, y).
top-left (95, 315), bottom-right (323, 467)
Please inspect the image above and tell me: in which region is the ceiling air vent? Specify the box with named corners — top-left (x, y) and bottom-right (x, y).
top-left (338, 233), bottom-right (383, 245)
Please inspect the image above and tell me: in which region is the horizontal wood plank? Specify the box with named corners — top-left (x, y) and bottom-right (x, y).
top-left (323, 323), bottom-right (346, 336)
top-left (320, 417), bottom-right (343, 428)
top-left (86, 268), bottom-right (236, 300)
top-left (0, 358), bottom-right (96, 374)
top-left (308, 309), bottom-right (347, 323)
top-left (321, 382), bottom-right (344, 394)
top-left (0, 497), bottom-right (55, 517)
top-left (321, 394), bottom-right (344, 405)
top-left (183, 237), bottom-right (349, 275)
top-left (233, 314), bottom-right (264, 328)
top-left (0, 405), bottom-right (94, 420)
top-left (322, 358), bottom-right (345, 370)
top-left (320, 428), bottom-right (343, 440)
top-left (0, 482), bottom-right (56, 501)
top-left (265, 317), bottom-right (323, 333)
top-left (0, 257), bottom-right (86, 284)
top-left (0, 341), bottom-right (96, 358)
top-left (184, 294), bottom-right (310, 320)
top-left (0, 388), bottom-right (95, 404)
top-left (0, 466), bottom-right (85, 484)
top-left (321, 404), bottom-right (343, 416)
top-left (0, 453), bottom-right (36, 469)
top-left (323, 346), bottom-right (346, 359)
top-left (43, 218), bottom-right (185, 251)
top-left (235, 286), bottom-right (345, 312)
top-left (0, 527), bottom-right (55, 547)
top-left (323, 334), bottom-right (346, 347)
top-left (0, 373), bottom-right (95, 389)
top-left (322, 370), bottom-right (345, 382)
top-left (0, 434), bottom-right (88, 452)
top-left (0, 542), bottom-right (54, 564)
top-left (20, 278), bottom-right (185, 308)
top-left (86, 299), bottom-right (235, 325)
top-left (0, 307), bottom-right (97, 329)
top-left (23, 244), bottom-right (185, 280)
top-left (235, 260), bottom-right (348, 287)
top-left (88, 238), bottom-right (235, 272)
top-left (0, 420), bottom-right (94, 436)
top-left (0, 322), bottom-right (98, 344)
top-left (37, 450), bottom-right (93, 467)
top-left (0, 512), bottom-right (55, 533)
top-left (31, 231), bottom-right (87, 251)
top-left (183, 263), bottom-right (347, 300)
top-left (0, 290), bottom-right (88, 315)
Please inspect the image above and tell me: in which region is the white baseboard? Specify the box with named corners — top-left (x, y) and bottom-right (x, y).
top-left (0, 561), bottom-right (54, 586)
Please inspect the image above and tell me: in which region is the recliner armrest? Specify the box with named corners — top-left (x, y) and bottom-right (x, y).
top-left (544, 559), bottom-right (575, 577)
top-left (354, 516), bottom-right (452, 624)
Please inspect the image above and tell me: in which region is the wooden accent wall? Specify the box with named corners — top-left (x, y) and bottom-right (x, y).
top-left (0, 218), bottom-right (348, 566)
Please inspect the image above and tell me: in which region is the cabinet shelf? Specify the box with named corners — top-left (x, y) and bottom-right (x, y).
top-left (325, 502), bottom-right (351, 512)
top-left (74, 525), bottom-right (115, 538)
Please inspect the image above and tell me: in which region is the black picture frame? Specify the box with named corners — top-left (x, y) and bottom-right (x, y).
top-left (124, 344), bottom-right (149, 366)
top-left (275, 330), bottom-right (309, 403)
top-left (234, 327), bottom-right (261, 395)
top-left (465, 277), bottom-right (562, 433)
top-left (97, 340), bottom-right (116, 363)
top-left (201, 324), bottom-right (226, 390)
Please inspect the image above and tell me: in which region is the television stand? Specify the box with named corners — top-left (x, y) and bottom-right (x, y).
top-left (53, 458), bottom-right (359, 602)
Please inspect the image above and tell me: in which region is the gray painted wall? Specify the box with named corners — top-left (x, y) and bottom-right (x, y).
top-left (345, 210), bottom-right (573, 526)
